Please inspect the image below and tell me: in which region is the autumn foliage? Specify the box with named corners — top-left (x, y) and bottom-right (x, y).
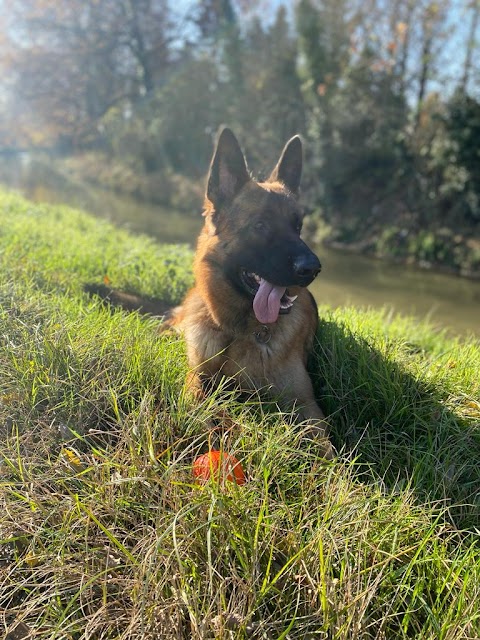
top-left (0, 0), bottom-right (479, 271)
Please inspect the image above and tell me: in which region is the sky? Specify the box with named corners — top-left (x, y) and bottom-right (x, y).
top-left (169, 0), bottom-right (478, 94)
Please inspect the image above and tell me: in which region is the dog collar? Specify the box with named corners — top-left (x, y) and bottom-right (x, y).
top-left (254, 324), bottom-right (271, 344)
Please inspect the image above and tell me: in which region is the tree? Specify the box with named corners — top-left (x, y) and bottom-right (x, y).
top-left (236, 7), bottom-right (306, 170)
top-left (2, 0), bottom-right (172, 147)
top-left (296, 0), bottom-right (355, 212)
top-left (413, 1), bottom-right (449, 128)
top-left (117, 0), bottom-right (171, 96)
top-left (446, 90), bottom-right (480, 221)
top-left (461, 0), bottom-right (480, 93)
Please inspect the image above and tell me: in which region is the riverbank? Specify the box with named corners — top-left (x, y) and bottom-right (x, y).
top-left (322, 224), bottom-right (480, 281)
top-left (2, 153), bottom-right (480, 336)
top-left (63, 151), bottom-right (204, 213)
top-left (1, 190), bottom-right (480, 638)
top-left (63, 151), bottom-right (480, 280)
top-left (322, 236), bottom-right (480, 281)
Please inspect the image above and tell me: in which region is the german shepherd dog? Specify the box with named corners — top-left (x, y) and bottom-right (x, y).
top-left (166, 129), bottom-right (333, 458)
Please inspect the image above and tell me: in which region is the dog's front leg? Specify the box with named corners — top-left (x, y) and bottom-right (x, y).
top-left (296, 401), bottom-right (334, 460)
top-left (276, 361), bottom-right (334, 460)
top-left (184, 357), bottom-right (240, 442)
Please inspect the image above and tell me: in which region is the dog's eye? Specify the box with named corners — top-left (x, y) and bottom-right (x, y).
top-left (254, 220), bottom-right (268, 232)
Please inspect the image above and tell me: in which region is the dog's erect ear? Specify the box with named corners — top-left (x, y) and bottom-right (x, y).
top-left (207, 128), bottom-right (250, 209)
top-left (269, 135), bottom-right (302, 196)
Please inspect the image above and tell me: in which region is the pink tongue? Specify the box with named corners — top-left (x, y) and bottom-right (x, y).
top-left (252, 279), bottom-right (286, 324)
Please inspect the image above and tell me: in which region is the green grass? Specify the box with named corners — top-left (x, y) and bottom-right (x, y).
top-left (0, 189), bottom-right (479, 639)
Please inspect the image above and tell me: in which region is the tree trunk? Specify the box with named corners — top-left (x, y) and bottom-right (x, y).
top-left (461, 0), bottom-right (480, 93)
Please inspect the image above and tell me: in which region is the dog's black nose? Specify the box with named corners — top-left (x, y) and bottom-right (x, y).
top-left (292, 252), bottom-right (321, 284)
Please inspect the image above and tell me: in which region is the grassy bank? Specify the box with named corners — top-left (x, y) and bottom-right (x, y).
top-left (1, 190), bottom-right (479, 639)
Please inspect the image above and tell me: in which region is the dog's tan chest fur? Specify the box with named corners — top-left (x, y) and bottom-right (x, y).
top-left (179, 286), bottom-right (316, 395)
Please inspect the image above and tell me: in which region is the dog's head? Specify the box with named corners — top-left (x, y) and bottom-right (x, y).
top-left (203, 128), bottom-right (321, 324)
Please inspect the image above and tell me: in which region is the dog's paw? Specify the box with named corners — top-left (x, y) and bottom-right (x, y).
top-left (299, 423), bottom-right (335, 460)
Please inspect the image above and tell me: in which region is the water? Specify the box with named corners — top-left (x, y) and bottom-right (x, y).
top-left (1, 154), bottom-right (479, 337)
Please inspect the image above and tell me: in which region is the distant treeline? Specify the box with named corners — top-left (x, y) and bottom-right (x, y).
top-left (2, 0), bottom-right (480, 273)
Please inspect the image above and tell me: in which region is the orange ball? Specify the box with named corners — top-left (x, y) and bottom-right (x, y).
top-left (192, 450), bottom-right (246, 486)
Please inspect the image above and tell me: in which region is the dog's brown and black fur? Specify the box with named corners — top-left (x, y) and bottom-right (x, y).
top-left (166, 128), bottom-right (333, 458)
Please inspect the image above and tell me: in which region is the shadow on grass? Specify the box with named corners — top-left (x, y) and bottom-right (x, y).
top-left (311, 319), bottom-right (480, 531)
top-left (83, 282), bottom-right (173, 316)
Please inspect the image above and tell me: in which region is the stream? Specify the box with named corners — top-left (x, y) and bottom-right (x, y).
top-left (1, 153), bottom-right (479, 337)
